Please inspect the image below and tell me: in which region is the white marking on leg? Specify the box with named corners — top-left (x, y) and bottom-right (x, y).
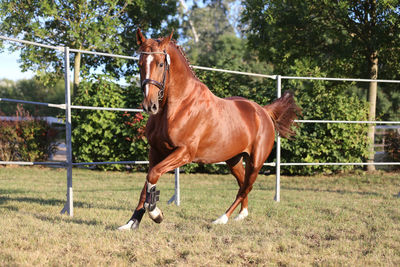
top-left (234, 208), bottom-right (248, 221)
top-left (212, 214), bottom-right (229, 225)
top-left (148, 206), bottom-right (161, 220)
top-left (146, 181), bottom-right (155, 192)
top-left (118, 220), bottom-right (133, 231)
top-left (145, 55), bottom-right (153, 97)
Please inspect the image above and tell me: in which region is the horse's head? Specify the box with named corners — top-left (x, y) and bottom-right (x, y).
top-left (137, 29), bottom-right (173, 115)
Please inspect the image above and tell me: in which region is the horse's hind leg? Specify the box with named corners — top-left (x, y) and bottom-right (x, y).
top-left (213, 156), bottom-right (264, 225)
top-left (226, 156), bottom-right (249, 221)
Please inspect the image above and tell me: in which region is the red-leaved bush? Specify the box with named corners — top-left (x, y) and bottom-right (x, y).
top-left (0, 105), bottom-right (58, 162)
top-left (385, 130), bottom-right (400, 169)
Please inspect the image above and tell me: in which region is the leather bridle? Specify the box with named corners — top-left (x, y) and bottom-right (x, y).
top-left (139, 51), bottom-right (170, 101)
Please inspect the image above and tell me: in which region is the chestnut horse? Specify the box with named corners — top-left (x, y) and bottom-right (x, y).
top-left (118, 29), bottom-right (300, 230)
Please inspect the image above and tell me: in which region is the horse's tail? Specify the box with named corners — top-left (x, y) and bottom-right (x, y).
top-left (264, 91), bottom-right (301, 139)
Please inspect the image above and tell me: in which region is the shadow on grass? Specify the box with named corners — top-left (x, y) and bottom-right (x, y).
top-left (33, 213), bottom-right (101, 227)
top-left (0, 196), bottom-right (142, 215)
top-left (0, 189), bottom-right (28, 195)
top-left (0, 195), bottom-right (134, 212)
top-left (75, 187), bottom-right (141, 193)
top-left (0, 198), bottom-right (123, 228)
top-left (0, 196), bottom-right (81, 207)
top-left (0, 199), bottom-right (103, 227)
top-left (1, 205), bottom-right (19, 211)
top-left (280, 186), bottom-right (382, 197)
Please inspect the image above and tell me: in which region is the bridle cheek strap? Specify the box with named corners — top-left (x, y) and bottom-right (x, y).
top-left (140, 51), bottom-right (170, 101)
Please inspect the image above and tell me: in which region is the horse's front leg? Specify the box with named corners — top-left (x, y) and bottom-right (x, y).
top-left (118, 147), bottom-right (190, 230)
top-left (118, 148), bottom-right (162, 231)
top-left (117, 182), bottom-right (147, 230)
top-left (144, 146), bottom-right (191, 224)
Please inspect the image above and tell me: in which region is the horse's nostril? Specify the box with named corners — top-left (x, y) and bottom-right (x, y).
top-left (151, 103), bottom-right (158, 112)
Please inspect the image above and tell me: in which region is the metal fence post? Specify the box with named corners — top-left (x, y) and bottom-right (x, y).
top-left (175, 167), bottom-right (180, 206)
top-left (168, 168), bottom-right (180, 206)
top-left (60, 46), bottom-right (73, 216)
top-left (274, 75), bottom-right (282, 202)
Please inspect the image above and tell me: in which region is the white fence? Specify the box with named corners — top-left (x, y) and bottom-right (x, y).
top-left (1, 35), bottom-right (399, 216)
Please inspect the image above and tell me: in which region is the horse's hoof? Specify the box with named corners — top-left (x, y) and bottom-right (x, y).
top-left (117, 219), bottom-right (140, 230)
top-left (212, 214), bottom-right (228, 225)
top-left (234, 208), bottom-right (248, 221)
top-left (148, 206), bottom-right (164, 224)
top-left (118, 220), bottom-right (133, 230)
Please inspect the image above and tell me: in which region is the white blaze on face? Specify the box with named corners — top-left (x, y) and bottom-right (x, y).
top-left (145, 55), bottom-right (154, 97)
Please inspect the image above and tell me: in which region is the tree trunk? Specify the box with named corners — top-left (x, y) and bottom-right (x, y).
top-left (367, 50), bottom-right (378, 172)
top-left (179, 0), bottom-right (199, 43)
top-left (73, 51), bottom-right (81, 98)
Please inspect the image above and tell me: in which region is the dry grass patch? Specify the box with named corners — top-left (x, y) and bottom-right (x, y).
top-left (0, 167), bottom-right (399, 266)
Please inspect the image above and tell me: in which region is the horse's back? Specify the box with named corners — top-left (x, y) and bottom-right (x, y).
top-left (223, 96), bottom-right (274, 128)
top-left (191, 95), bottom-right (275, 163)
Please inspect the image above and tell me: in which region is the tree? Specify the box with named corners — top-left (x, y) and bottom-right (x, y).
top-left (182, 0), bottom-right (274, 102)
top-left (194, 33), bottom-right (274, 103)
top-left (182, 0), bottom-right (236, 62)
top-left (0, 0), bottom-right (178, 95)
top-left (0, 77), bottom-right (65, 116)
top-left (242, 0), bottom-right (400, 171)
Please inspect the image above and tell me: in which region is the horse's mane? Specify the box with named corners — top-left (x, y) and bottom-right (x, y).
top-left (157, 37), bottom-right (199, 80)
top-left (174, 41), bottom-right (199, 80)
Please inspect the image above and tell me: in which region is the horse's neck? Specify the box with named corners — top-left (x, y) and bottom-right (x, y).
top-left (166, 48), bottom-right (203, 102)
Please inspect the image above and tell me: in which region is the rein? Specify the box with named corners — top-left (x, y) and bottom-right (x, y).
top-left (139, 51), bottom-right (170, 101)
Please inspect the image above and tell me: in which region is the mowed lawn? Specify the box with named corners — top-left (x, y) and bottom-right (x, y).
top-left (0, 167), bottom-right (399, 266)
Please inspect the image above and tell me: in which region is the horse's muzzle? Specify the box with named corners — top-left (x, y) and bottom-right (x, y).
top-left (142, 100), bottom-right (159, 115)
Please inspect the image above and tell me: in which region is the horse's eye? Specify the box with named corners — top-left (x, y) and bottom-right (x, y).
top-left (159, 63), bottom-right (164, 68)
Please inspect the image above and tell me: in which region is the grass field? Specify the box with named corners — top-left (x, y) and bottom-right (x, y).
top-left (0, 167), bottom-right (399, 266)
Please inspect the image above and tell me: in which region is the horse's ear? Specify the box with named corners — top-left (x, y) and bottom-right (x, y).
top-left (160, 30), bottom-right (174, 48)
top-left (136, 28), bottom-right (146, 46)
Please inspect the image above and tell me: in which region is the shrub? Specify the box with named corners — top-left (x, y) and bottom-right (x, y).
top-left (0, 120), bottom-right (20, 161)
top-left (71, 76), bottom-right (147, 170)
top-left (280, 59), bottom-right (369, 175)
top-left (0, 106), bottom-right (58, 162)
top-left (384, 130), bottom-right (400, 168)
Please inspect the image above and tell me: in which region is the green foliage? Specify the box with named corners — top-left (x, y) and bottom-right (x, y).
top-left (280, 59), bottom-right (369, 175)
top-left (0, 77), bottom-right (65, 116)
top-left (0, 106), bottom-right (58, 162)
top-left (71, 76), bottom-right (147, 170)
top-left (182, 0), bottom-right (235, 63)
top-left (194, 34), bottom-right (275, 104)
top-left (242, 0), bottom-right (400, 120)
top-left (0, 0), bottom-right (178, 88)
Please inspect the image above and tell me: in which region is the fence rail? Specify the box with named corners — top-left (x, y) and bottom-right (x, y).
top-left (0, 161), bottom-right (65, 166)
top-left (296, 119), bottom-right (400, 124)
top-left (281, 75), bottom-right (400, 83)
top-left (1, 35), bottom-right (399, 216)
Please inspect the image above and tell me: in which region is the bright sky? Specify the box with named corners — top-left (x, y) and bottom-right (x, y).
top-left (0, 49), bottom-right (34, 81)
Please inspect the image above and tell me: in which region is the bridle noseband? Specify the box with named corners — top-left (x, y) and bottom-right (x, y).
top-left (139, 50), bottom-right (170, 101)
